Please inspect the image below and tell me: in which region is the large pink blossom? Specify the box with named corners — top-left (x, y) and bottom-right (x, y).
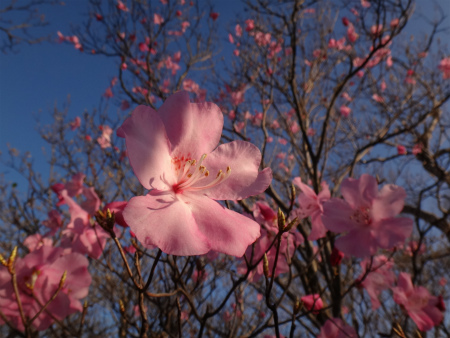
top-left (118, 91), bottom-right (272, 256)
top-left (0, 246), bottom-right (91, 331)
top-left (322, 174), bottom-right (413, 257)
top-left (392, 272), bottom-right (444, 331)
top-left (292, 178), bottom-right (330, 241)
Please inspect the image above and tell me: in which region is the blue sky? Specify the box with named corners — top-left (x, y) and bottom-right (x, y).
top-left (0, 0), bottom-right (448, 187)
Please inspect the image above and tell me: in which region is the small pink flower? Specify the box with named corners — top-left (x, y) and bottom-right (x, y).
top-left (372, 94), bottom-right (384, 103)
top-left (209, 12), bottom-right (219, 21)
top-left (393, 272), bottom-right (444, 331)
top-left (103, 87), bottom-right (113, 98)
top-left (438, 57), bottom-right (450, 79)
top-left (390, 18), bottom-right (399, 28)
top-left (342, 17), bottom-right (350, 26)
top-left (70, 116), bottom-right (81, 130)
top-left (339, 105), bottom-right (351, 117)
top-left (412, 144), bottom-right (422, 155)
top-left (322, 174), bottom-right (413, 257)
top-left (330, 247), bottom-right (344, 266)
top-left (245, 19), bottom-right (255, 31)
top-left (95, 13), bottom-right (103, 21)
top-left (235, 24), bottom-right (243, 37)
top-left (397, 144), bottom-right (407, 155)
top-left (347, 24), bottom-right (359, 43)
top-left (116, 0), bottom-right (129, 12)
top-left (292, 178), bottom-right (330, 241)
top-left (118, 92), bottom-right (272, 256)
top-left (154, 13), bottom-right (164, 25)
top-left (97, 125), bottom-right (113, 149)
top-left (301, 294), bottom-right (323, 314)
top-left (361, 0), bottom-right (371, 8)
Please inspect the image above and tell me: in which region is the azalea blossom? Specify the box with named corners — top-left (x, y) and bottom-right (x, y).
top-left (438, 57), bottom-right (450, 79)
top-left (118, 91), bottom-right (272, 256)
top-left (301, 294), bottom-right (323, 314)
top-left (0, 245), bottom-right (91, 331)
top-left (392, 272), bottom-right (444, 331)
top-left (322, 174), bottom-right (413, 257)
top-left (239, 202), bottom-right (303, 280)
top-left (292, 177), bottom-right (330, 240)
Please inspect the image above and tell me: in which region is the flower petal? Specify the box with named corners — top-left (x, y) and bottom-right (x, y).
top-left (322, 199), bottom-right (359, 233)
top-left (117, 105), bottom-right (174, 190)
top-left (123, 192), bottom-right (210, 256)
top-left (371, 184), bottom-right (406, 221)
top-left (202, 140), bottom-right (272, 200)
top-left (341, 174), bottom-right (378, 208)
top-left (158, 91), bottom-right (223, 159)
top-left (335, 229), bottom-right (377, 257)
top-left (184, 193), bottom-right (260, 257)
top-left (375, 217), bottom-right (413, 249)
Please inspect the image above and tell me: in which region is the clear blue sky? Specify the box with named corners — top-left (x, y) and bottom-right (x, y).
top-left (0, 0), bottom-right (448, 187)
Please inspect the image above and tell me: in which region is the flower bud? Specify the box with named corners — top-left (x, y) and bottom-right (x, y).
top-left (7, 246), bottom-right (18, 274)
top-left (263, 253), bottom-right (270, 278)
top-left (59, 270), bottom-right (67, 288)
top-left (277, 208), bottom-right (286, 232)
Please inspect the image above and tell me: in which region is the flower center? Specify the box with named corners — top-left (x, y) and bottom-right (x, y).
top-left (349, 206), bottom-right (372, 226)
top-left (171, 154), bottom-right (231, 194)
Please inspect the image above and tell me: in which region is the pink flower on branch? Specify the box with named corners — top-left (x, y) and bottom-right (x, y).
top-left (322, 174), bottom-right (413, 257)
top-left (438, 57), bottom-right (450, 79)
top-left (118, 92), bottom-right (272, 256)
top-left (393, 272), bottom-right (444, 331)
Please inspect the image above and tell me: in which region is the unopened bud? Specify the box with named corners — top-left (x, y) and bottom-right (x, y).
top-left (7, 246), bottom-right (18, 274)
top-left (119, 299), bottom-right (125, 313)
top-left (293, 298), bottom-right (303, 314)
top-left (277, 209), bottom-right (286, 232)
top-left (291, 183), bottom-right (296, 201)
top-left (263, 253), bottom-right (270, 278)
top-left (0, 253), bottom-right (7, 267)
top-left (59, 270), bottom-right (67, 288)
top-left (284, 217), bottom-right (298, 233)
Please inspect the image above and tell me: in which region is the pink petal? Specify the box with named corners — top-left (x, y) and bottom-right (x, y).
top-left (185, 193), bottom-right (260, 257)
top-left (375, 217), bottom-right (413, 249)
top-left (203, 140), bottom-right (272, 200)
top-left (117, 105), bottom-right (174, 190)
top-left (157, 91), bottom-right (223, 160)
top-left (308, 210), bottom-right (328, 240)
top-left (293, 177), bottom-right (316, 199)
top-left (335, 229), bottom-right (377, 257)
top-left (371, 184), bottom-right (406, 221)
top-left (322, 199), bottom-right (359, 233)
top-left (341, 174), bottom-right (378, 208)
top-left (123, 193), bottom-right (210, 256)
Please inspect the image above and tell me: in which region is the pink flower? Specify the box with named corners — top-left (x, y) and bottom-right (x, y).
top-left (97, 125), bottom-right (113, 149)
top-left (60, 190), bottom-right (108, 259)
top-left (347, 24), bottom-right (359, 43)
top-left (116, 0), bottom-right (129, 12)
top-left (240, 202), bottom-right (303, 280)
top-left (118, 92), bottom-right (272, 256)
top-left (154, 13), bottom-right (164, 25)
top-left (397, 144), bottom-right (407, 155)
top-left (393, 272), bottom-right (444, 331)
top-left (372, 94), bottom-right (384, 103)
top-left (235, 24), bottom-right (243, 37)
top-left (0, 246), bottom-right (91, 331)
top-left (245, 19), bottom-right (255, 31)
top-left (317, 318), bottom-right (357, 338)
top-left (390, 18), bottom-right (399, 28)
top-left (438, 57), bottom-right (450, 79)
top-left (209, 12), bottom-right (219, 21)
top-left (330, 247), bottom-right (344, 266)
top-left (412, 143), bottom-right (422, 155)
top-left (70, 116), bottom-right (81, 131)
top-left (103, 87), bottom-right (113, 98)
top-left (339, 105), bottom-right (351, 117)
top-left (358, 255), bottom-right (395, 309)
top-left (361, 0), bottom-right (371, 8)
top-left (292, 178), bottom-right (330, 241)
top-left (301, 294), bottom-right (323, 314)
top-left (322, 174), bottom-right (413, 257)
